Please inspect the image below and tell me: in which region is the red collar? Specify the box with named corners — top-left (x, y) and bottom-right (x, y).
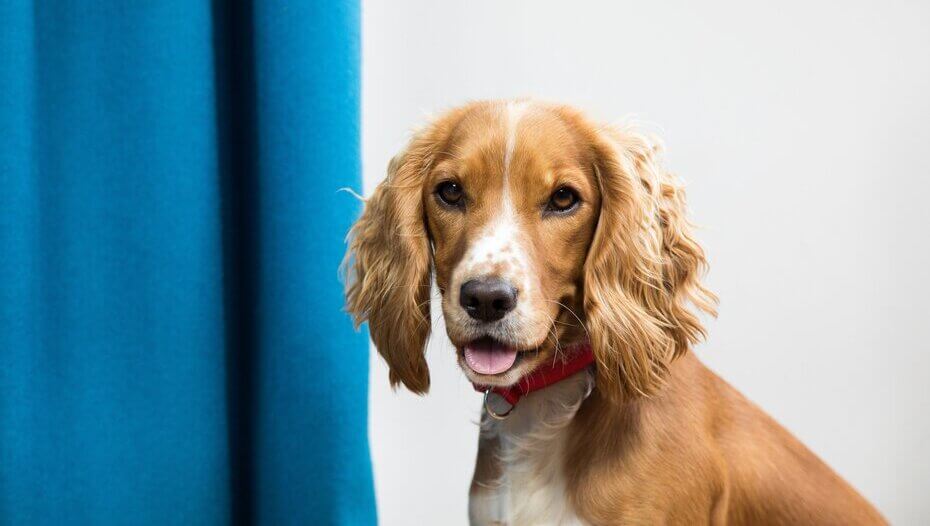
top-left (472, 342), bottom-right (595, 408)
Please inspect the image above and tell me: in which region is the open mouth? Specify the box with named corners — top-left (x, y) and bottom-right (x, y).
top-left (462, 336), bottom-right (523, 375)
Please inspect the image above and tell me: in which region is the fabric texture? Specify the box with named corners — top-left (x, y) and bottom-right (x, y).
top-left (0, 1), bottom-right (375, 524)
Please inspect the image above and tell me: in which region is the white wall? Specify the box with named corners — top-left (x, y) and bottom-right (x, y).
top-left (362, 1), bottom-right (930, 524)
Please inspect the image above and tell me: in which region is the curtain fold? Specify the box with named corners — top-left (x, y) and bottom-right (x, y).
top-left (0, 1), bottom-right (375, 524)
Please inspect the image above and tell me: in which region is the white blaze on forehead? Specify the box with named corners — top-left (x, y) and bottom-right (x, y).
top-left (503, 100), bottom-right (530, 178)
top-left (476, 100), bottom-right (530, 260)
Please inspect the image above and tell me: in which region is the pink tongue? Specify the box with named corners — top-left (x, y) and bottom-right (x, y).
top-left (464, 340), bottom-right (518, 375)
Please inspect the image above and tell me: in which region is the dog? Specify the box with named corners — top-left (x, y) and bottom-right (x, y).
top-left (345, 100), bottom-right (885, 525)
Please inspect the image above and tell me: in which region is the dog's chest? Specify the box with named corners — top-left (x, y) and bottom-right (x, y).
top-left (471, 427), bottom-right (583, 525)
top-left (469, 372), bottom-right (592, 526)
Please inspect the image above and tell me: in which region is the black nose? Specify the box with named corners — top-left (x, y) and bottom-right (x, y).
top-left (459, 278), bottom-right (517, 322)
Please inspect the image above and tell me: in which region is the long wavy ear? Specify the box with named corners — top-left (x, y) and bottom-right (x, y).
top-left (583, 124), bottom-right (718, 404)
top-left (344, 136), bottom-right (435, 394)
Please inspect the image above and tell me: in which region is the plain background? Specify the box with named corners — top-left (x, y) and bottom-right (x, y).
top-left (362, 1), bottom-right (930, 524)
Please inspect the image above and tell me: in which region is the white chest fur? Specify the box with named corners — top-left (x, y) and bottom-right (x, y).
top-left (469, 371), bottom-right (594, 526)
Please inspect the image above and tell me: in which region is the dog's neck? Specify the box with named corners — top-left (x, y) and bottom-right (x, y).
top-left (483, 368), bottom-right (594, 439)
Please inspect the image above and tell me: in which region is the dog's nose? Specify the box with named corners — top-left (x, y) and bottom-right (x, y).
top-left (459, 278), bottom-right (517, 322)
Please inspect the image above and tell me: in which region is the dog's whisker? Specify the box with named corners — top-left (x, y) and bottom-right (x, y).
top-left (547, 299), bottom-right (590, 341)
top-left (538, 309), bottom-right (565, 366)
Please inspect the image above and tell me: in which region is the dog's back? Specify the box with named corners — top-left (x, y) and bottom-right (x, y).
top-left (557, 353), bottom-right (886, 524)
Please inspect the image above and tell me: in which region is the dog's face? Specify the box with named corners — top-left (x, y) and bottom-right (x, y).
top-left (346, 100), bottom-right (715, 402)
top-left (425, 102), bottom-right (599, 387)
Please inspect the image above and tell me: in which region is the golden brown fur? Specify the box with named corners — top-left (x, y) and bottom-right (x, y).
top-left (345, 100), bottom-right (885, 524)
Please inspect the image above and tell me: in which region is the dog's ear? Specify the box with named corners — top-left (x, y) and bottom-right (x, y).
top-left (583, 125), bottom-right (717, 403)
top-left (345, 134), bottom-right (436, 394)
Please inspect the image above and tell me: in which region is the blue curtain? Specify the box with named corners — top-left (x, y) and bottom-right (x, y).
top-left (0, 1), bottom-right (375, 524)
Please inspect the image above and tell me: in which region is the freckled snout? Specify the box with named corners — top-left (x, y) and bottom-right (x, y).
top-left (459, 278), bottom-right (517, 322)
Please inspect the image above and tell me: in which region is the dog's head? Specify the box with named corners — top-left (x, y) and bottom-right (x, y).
top-left (345, 100), bottom-right (716, 403)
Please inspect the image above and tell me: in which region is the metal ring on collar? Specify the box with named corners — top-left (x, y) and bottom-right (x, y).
top-left (483, 388), bottom-right (514, 420)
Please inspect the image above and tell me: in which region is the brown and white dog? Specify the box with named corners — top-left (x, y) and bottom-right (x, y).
top-left (345, 100), bottom-right (885, 525)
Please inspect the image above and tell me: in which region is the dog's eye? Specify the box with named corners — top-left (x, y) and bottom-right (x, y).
top-left (436, 181), bottom-right (465, 207)
top-left (547, 187), bottom-right (579, 213)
